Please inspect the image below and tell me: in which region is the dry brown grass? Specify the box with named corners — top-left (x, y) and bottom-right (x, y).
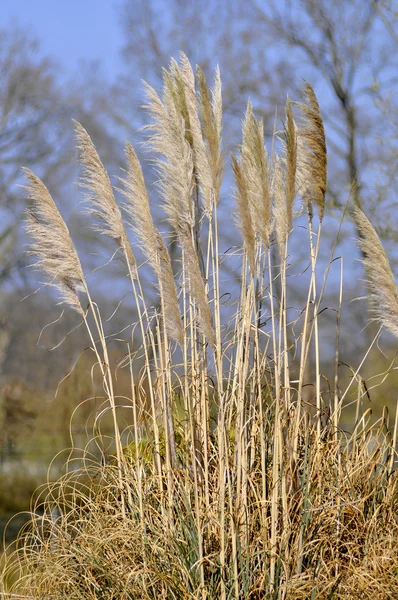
top-left (3, 413), bottom-right (398, 599)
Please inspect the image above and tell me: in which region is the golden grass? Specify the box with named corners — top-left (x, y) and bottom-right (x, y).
top-left (1, 54), bottom-right (397, 599)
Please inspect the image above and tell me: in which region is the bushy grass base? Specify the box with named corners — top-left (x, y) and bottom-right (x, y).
top-left (3, 416), bottom-right (397, 599)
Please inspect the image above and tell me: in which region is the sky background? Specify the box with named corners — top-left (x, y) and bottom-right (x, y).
top-left (0, 0), bottom-right (123, 77)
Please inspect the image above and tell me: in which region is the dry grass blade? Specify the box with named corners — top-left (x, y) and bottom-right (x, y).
top-left (74, 121), bottom-right (137, 272)
top-left (296, 82), bottom-right (327, 220)
top-left (354, 207), bottom-right (398, 337)
top-left (122, 142), bottom-right (183, 342)
top-left (24, 168), bottom-right (85, 313)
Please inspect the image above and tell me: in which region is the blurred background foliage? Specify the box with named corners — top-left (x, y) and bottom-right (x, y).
top-left (0, 0), bottom-right (398, 543)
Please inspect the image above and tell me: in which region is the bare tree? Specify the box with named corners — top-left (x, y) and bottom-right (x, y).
top-left (115, 0), bottom-right (398, 358)
top-left (0, 25), bottom-right (119, 288)
top-left (117, 0), bottom-right (291, 143)
top-left (119, 0), bottom-right (397, 226)
top-left (251, 1), bottom-right (398, 216)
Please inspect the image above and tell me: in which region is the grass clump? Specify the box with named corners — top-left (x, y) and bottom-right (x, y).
top-left (1, 54), bottom-right (398, 599)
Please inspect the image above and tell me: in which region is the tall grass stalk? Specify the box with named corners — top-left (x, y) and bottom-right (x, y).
top-left (1, 55), bottom-right (397, 600)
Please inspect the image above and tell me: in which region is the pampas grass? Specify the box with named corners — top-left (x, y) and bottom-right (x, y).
top-left (354, 207), bottom-right (398, 338)
top-left (1, 55), bottom-right (397, 600)
top-left (296, 81), bottom-right (327, 221)
top-left (122, 141), bottom-right (183, 343)
top-left (240, 100), bottom-right (271, 249)
top-left (24, 169), bottom-right (86, 314)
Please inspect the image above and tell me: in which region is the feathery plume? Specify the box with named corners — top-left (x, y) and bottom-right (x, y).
top-left (143, 80), bottom-right (194, 231)
top-left (354, 208), bottom-right (398, 337)
top-left (179, 52), bottom-right (213, 215)
top-left (196, 65), bottom-right (223, 202)
top-left (74, 122), bottom-right (137, 273)
top-left (122, 142), bottom-right (183, 343)
top-left (283, 97), bottom-right (297, 230)
top-left (24, 169), bottom-right (85, 313)
top-left (143, 63), bottom-right (214, 344)
top-left (164, 62), bottom-right (191, 145)
top-left (231, 153), bottom-right (256, 273)
top-left (122, 143), bottom-right (158, 267)
top-left (272, 155), bottom-right (288, 254)
top-left (241, 101), bottom-right (271, 248)
top-left (211, 67), bottom-right (222, 150)
top-left (296, 82), bottom-right (327, 221)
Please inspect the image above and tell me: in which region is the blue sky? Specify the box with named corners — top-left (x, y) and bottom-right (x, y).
top-left (0, 0), bottom-right (122, 77)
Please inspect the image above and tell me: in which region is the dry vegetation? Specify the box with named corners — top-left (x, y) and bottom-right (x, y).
top-left (1, 55), bottom-right (398, 599)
